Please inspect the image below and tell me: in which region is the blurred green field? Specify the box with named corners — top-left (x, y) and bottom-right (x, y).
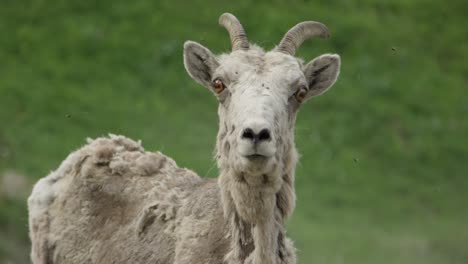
top-left (0, 0), bottom-right (467, 263)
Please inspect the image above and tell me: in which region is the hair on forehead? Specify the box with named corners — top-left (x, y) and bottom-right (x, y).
top-left (217, 44), bottom-right (265, 64)
top-left (217, 44), bottom-right (305, 75)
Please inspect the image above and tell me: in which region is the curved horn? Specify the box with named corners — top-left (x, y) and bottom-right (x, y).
top-left (219, 13), bottom-right (249, 51)
top-left (276, 21), bottom-right (330, 55)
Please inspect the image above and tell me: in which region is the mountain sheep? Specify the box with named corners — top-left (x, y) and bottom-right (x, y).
top-left (28, 13), bottom-right (341, 264)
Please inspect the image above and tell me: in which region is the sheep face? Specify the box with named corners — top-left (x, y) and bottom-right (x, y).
top-left (183, 14), bottom-right (340, 175)
top-left (184, 42), bottom-right (340, 175)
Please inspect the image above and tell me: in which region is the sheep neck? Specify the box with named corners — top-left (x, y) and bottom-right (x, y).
top-left (218, 142), bottom-right (297, 264)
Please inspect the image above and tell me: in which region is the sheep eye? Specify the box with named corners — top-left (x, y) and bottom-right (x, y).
top-left (213, 79), bottom-right (225, 94)
top-left (295, 86), bottom-right (308, 103)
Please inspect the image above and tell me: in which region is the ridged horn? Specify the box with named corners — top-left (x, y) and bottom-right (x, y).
top-left (219, 13), bottom-right (249, 51)
top-left (276, 21), bottom-right (330, 55)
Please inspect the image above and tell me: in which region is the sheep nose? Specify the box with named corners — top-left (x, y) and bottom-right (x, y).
top-left (241, 128), bottom-right (271, 144)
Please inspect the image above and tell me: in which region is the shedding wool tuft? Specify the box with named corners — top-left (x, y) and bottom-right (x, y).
top-left (28, 135), bottom-right (207, 263)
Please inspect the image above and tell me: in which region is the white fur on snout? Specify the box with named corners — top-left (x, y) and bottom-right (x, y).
top-left (238, 139), bottom-right (276, 158)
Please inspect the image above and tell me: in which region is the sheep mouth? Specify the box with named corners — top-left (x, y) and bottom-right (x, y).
top-left (244, 154), bottom-right (269, 161)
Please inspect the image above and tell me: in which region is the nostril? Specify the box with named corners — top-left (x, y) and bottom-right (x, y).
top-left (241, 127), bottom-right (271, 143)
top-left (258, 129), bottom-right (271, 141)
top-left (241, 128), bottom-right (255, 140)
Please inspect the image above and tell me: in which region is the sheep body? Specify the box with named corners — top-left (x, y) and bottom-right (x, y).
top-left (28, 12), bottom-right (341, 263)
top-left (28, 134), bottom-right (234, 263)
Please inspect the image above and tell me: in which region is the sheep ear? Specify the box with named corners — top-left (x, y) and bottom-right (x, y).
top-left (184, 41), bottom-right (219, 88)
top-left (303, 54), bottom-right (340, 100)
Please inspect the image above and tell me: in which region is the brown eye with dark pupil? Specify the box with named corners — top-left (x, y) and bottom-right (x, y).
top-left (213, 79), bottom-right (225, 94)
top-left (295, 86), bottom-right (308, 103)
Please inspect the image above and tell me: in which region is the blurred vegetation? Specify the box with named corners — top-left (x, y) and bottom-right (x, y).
top-left (0, 0), bottom-right (467, 263)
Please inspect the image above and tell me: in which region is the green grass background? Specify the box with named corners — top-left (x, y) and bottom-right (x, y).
top-left (0, 0), bottom-right (467, 263)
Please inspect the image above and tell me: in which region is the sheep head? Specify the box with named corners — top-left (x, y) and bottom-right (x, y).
top-left (184, 13), bottom-right (340, 176)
